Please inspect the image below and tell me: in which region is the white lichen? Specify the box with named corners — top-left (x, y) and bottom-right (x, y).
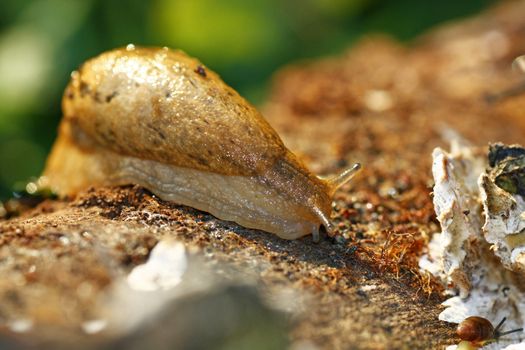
top-left (420, 139), bottom-right (525, 349)
top-left (480, 175), bottom-right (525, 273)
top-left (425, 141), bottom-right (486, 297)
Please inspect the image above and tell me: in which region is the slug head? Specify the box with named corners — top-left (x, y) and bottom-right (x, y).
top-left (257, 154), bottom-right (361, 241)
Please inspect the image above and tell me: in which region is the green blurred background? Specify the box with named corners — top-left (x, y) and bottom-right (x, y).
top-left (0, 0), bottom-right (495, 199)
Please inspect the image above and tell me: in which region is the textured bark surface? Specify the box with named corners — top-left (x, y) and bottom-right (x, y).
top-left (2, 1), bottom-right (525, 349)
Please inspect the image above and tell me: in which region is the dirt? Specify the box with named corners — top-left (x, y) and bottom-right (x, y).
top-left (3, 1), bottom-right (525, 349)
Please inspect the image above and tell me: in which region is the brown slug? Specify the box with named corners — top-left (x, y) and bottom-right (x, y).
top-left (43, 45), bottom-right (361, 241)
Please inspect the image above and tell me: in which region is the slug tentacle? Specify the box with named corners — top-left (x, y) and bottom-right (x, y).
top-left (310, 204), bottom-right (333, 238)
top-left (44, 46), bottom-right (362, 240)
top-left (312, 225), bottom-right (320, 243)
top-left (326, 163), bottom-right (362, 196)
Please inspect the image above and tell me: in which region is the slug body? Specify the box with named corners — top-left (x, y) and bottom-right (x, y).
top-left (44, 46), bottom-right (360, 240)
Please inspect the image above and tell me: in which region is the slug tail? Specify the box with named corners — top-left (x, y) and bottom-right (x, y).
top-left (327, 163), bottom-right (362, 195)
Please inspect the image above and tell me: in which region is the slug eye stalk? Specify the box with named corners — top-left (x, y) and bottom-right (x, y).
top-left (327, 163), bottom-right (362, 196)
top-left (311, 205), bottom-right (332, 242)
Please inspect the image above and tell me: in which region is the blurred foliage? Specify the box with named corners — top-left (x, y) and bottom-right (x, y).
top-left (0, 0), bottom-right (495, 199)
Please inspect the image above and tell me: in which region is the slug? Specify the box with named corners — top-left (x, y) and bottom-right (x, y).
top-left (43, 45), bottom-right (361, 241)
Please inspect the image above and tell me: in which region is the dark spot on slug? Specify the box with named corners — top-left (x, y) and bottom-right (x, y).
top-left (66, 89), bottom-right (75, 100)
top-left (195, 65), bottom-right (207, 77)
top-left (106, 91), bottom-right (118, 103)
top-left (126, 143), bottom-right (140, 154)
top-left (189, 154), bottom-right (209, 166)
top-left (165, 91), bottom-right (172, 98)
top-left (97, 127), bottom-right (117, 145)
top-left (93, 92), bottom-right (102, 103)
top-left (147, 123), bottom-right (166, 140)
top-left (79, 81), bottom-right (90, 97)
